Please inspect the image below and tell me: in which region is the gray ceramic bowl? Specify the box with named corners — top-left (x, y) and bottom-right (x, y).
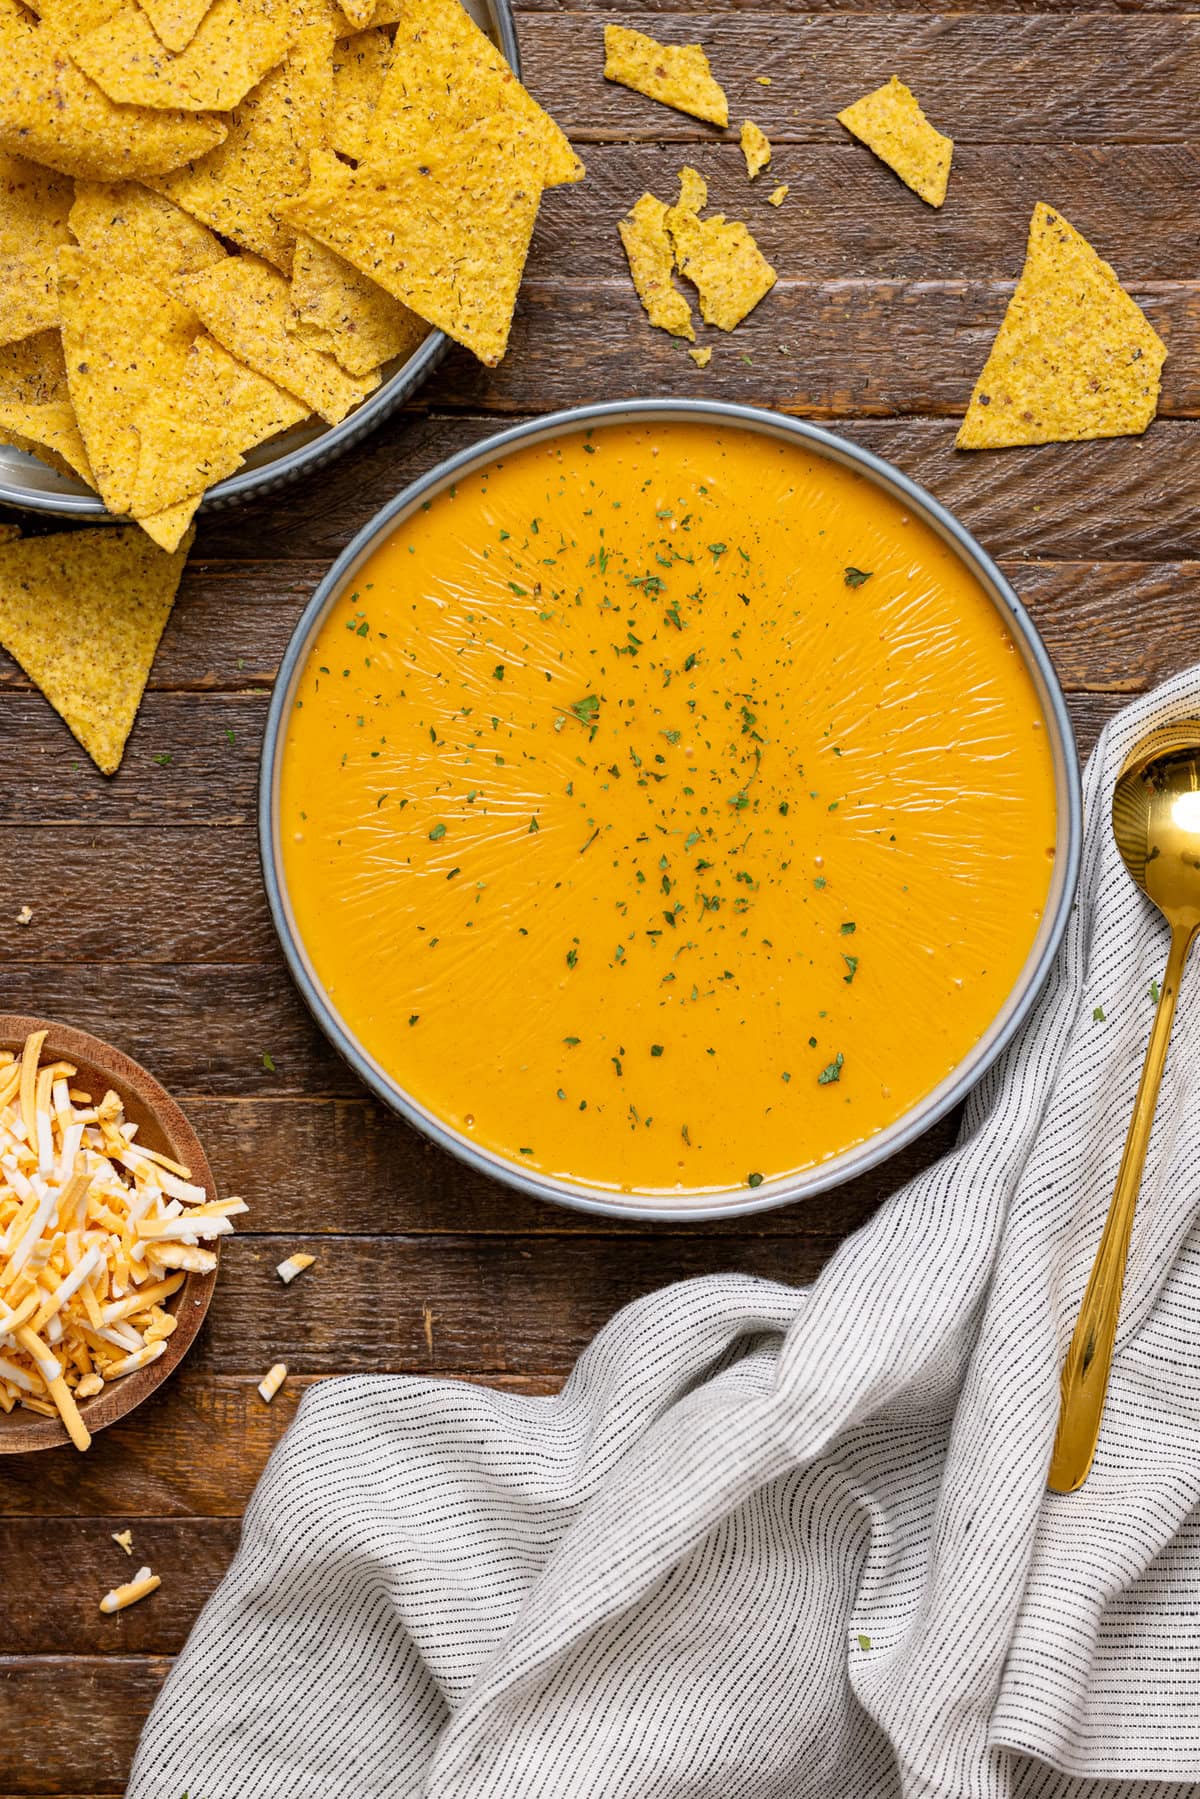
top-left (260, 400), bottom-right (1083, 1222)
top-left (0, 0), bottom-right (520, 520)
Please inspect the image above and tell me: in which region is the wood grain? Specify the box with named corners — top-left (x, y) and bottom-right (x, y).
top-left (0, 1659), bottom-right (171, 1794)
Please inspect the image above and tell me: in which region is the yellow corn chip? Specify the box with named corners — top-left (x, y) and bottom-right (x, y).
top-left (0, 329), bottom-right (69, 405)
top-left (337, 0), bottom-right (373, 27)
top-left (58, 244), bottom-right (199, 513)
top-left (365, 0), bottom-right (582, 188)
top-left (768, 184), bottom-right (788, 207)
top-left (688, 346), bottom-right (711, 368)
top-left (289, 235), bottom-right (426, 378)
top-left (70, 180), bottom-right (227, 291)
top-left (179, 252), bottom-right (378, 421)
top-left (0, 523), bottom-right (193, 773)
top-left (329, 25), bottom-right (389, 160)
top-left (740, 120), bottom-right (770, 179)
top-left (32, 0), bottom-right (123, 38)
top-left (0, 524), bottom-right (19, 542)
top-left (280, 134), bottom-right (542, 367)
top-left (0, 153), bottom-right (73, 348)
top-left (69, 0), bottom-right (291, 112)
top-left (667, 166), bottom-right (776, 333)
top-left (837, 75), bottom-right (952, 209)
top-left (618, 193), bottom-right (693, 342)
top-left (130, 333), bottom-right (307, 517)
top-left (136, 0), bottom-right (215, 54)
top-left (135, 497), bottom-right (201, 552)
top-left (0, 399), bottom-right (95, 485)
top-left (148, 5), bottom-right (334, 270)
top-left (603, 25), bottom-right (728, 129)
top-left (0, 0), bottom-right (227, 180)
top-left (958, 202), bottom-right (1166, 450)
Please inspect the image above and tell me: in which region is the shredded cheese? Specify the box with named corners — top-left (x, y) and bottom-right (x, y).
top-left (276, 1252), bottom-right (316, 1285)
top-left (258, 1362), bottom-right (287, 1403)
top-left (99, 1565), bottom-right (160, 1613)
top-left (112, 1528), bottom-right (134, 1554)
top-left (0, 1031), bottom-right (247, 1448)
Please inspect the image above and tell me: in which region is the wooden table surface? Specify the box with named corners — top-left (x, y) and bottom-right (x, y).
top-left (2, 2), bottom-right (1198, 1790)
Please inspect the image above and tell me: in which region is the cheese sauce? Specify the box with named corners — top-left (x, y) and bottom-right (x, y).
top-left (279, 422), bottom-right (1057, 1195)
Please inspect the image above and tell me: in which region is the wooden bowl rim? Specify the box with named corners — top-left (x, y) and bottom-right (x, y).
top-left (0, 1014), bottom-right (217, 1453)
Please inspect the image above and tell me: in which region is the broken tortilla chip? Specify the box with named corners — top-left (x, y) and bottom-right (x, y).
top-left (0, 398), bottom-right (95, 485)
top-left (618, 193), bottom-right (693, 342)
top-left (148, 5), bottom-right (334, 270)
top-left (740, 120), bottom-right (770, 179)
top-left (0, 523), bottom-right (193, 773)
top-left (58, 244), bottom-right (200, 514)
top-left (667, 165), bottom-right (776, 333)
top-left (179, 251), bottom-right (378, 421)
top-left (768, 184), bottom-right (788, 207)
top-left (688, 346), bottom-right (711, 368)
top-left (280, 135), bottom-right (543, 367)
top-left (0, 154), bottom-right (73, 349)
top-left (69, 180), bottom-right (227, 291)
top-left (0, 0), bottom-right (227, 179)
top-left (329, 25), bottom-right (389, 160)
top-left (130, 332), bottom-right (307, 518)
top-left (958, 202), bottom-right (1166, 450)
top-left (289, 235), bottom-right (426, 378)
top-left (336, 0), bottom-right (373, 28)
top-left (603, 25), bottom-right (728, 129)
top-left (69, 0), bottom-right (292, 113)
top-left (137, 0), bottom-right (216, 54)
top-left (365, 0), bottom-right (582, 188)
top-left (837, 75), bottom-right (952, 209)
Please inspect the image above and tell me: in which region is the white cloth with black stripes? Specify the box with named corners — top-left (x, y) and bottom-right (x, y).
top-left (128, 669), bottom-right (1200, 1799)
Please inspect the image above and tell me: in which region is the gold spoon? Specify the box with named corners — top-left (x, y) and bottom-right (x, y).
top-left (1049, 721), bottom-right (1200, 1493)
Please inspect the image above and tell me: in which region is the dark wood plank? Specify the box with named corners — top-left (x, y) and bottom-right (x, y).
top-left (0, 1375), bottom-right (561, 1519)
top-left (518, 0), bottom-right (1184, 14)
top-left (0, 1659), bottom-right (170, 1795)
top-left (514, 14), bottom-right (1200, 142)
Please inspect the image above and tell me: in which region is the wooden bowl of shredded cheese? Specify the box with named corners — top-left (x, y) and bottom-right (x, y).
top-left (0, 1015), bottom-right (235, 1453)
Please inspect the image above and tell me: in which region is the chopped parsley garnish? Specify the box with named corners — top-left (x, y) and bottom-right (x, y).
top-left (818, 1052), bottom-right (844, 1085)
top-left (261, 1051), bottom-right (275, 1073)
top-left (842, 956), bottom-right (858, 983)
top-left (1093, 1005), bottom-right (1106, 1022)
top-left (650, 1044), bottom-right (664, 1057)
top-left (428, 822), bottom-right (447, 841)
top-left (840, 921), bottom-right (857, 935)
top-left (747, 1172), bottom-right (764, 1188)
top-left (571, 694), bottom-right (600, 725)
top-left (843, 567), bottom-right (873, 588)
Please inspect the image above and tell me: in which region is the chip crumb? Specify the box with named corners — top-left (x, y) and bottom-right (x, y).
top-left (768, 184), bottom-right (789, 207)
top-left (740, 120), bottom-right (771, 179)
top-left (112, 1528), bottom-right (134, 1555)
top-left (100, 1566), bottom-right (160, 1613)
top-left (15, 905), bottom-right (32, 925)
top-left (618, 192), bottom-right (694, 342)
top-left (276, 1251), bottom-right (316, 1284)
top-left (756, 75), bottom-right (771, 85)
top-left (688, 346), bottom-right (712, 368)
top-left (667, 166), bottom-right (776, 333)
top-left (258, 1361), bottom-right (287, 1402)
top-left (603, 24), bottom-right (728, 128)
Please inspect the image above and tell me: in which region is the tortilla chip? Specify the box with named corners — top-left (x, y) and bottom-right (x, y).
top-left (130, 332), bottom-right (307, 518)
top-left (0, 524), bottom-right (19, 542)
top-left (136, 0), bottom-right (215, 54)
top-left (0, 523), bottom-right (192, 772)
top-left (280, 134), bottom-right (542, 367)
top-left (0, 398), bottom-right (95, 484)
top-left (688, 346), bottom-right (711, 368)
top-left (365, 0), bottom-right (582, 188)
top-left (0, 0), bottom-right (227, 179)
top-left (768, 184), bottom-right (788, 207)
top-left (329, 25), bottom-right (389, 160)
top-left (667, 166), bottom-right (776, 333)
top-left (69, 0), bottom-right (291, 112)
top-left (32, 0), bottom-right (122, 39)
top-left (148, 5), bottom-right (334, 270)
top-left (70, 180), bottom-right (227, 291)
top-left (58, 244), bottom-right (199, 513)
top-left (603, 25), bottom-right (728, 129)
top-left (957, 202), bottom-right (1166, 450)
top-left (336, 0), bottom-right (372, 27)
top-left (0, 153), bottom-right (73, 348)
top-left (289, 235), bottom-right (426, 377)
top-left (837, 76), bottom-right (952, 209)
top-left (618, 193), bottom-right (693, 342)
top-left (740, 120), bottom-right (770, 179)
top-left (179, 251), bottom-right (378, 421)
top-left (0, 329), bottom-right (70, 405)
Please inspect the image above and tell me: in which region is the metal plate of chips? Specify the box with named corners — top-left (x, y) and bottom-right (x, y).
top-left (0, 0), bottom-right (521, 521)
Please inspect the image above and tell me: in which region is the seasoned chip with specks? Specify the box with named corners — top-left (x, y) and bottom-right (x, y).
top-left (0, 329), bottom-right (70, 406)
top-left (289, 236), bottom-right (427, 378)
top-left (740, 120), bottom-right (770, 179)
top-left (618, 193), bottom-right (693, 342)
top-left (69, 180), bottom-right (227, 292)
top-left (0, 398), bottom-right (95, 486)
top-left (603, 25), bottom-right (728, 128)
top-left (958, 202), bottom-right (1165, 449)
top-left (68, 0), bottom-right (292, 113)
top-left (137, 0), bottom-right (216, 53)
top-left (837, 76), bottom-right (952, 209)
top-left (666, 166), bottom-right (776, 333)
top-left (0, 154), bottom-right (73, 349)
top-left (329, 25), bottom-right (389, 161)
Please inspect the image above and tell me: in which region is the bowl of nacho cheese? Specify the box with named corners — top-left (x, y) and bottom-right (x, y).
top-left (260, 401), bottom-right (1082, 1220)
top-left (0, 0), bottom-right (526, 525)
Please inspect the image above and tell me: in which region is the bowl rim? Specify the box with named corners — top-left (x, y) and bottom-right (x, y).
top-left (0, 0), bottom-right (521, 520)
top-left (0, 1013), bottom-right (218, 1452)
top-left (259, 398), bottom-right (1084, 1222)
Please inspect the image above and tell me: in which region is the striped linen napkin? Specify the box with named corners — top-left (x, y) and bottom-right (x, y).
top-left (129, 669), bottom-right (1200, 1799)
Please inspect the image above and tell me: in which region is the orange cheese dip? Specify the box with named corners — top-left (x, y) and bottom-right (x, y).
top-left (279, 422), bottom-right (1056, 1196)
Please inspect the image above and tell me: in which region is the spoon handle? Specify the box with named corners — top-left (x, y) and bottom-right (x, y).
top-left (1048, 922), bottom-right (1195, 1494)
